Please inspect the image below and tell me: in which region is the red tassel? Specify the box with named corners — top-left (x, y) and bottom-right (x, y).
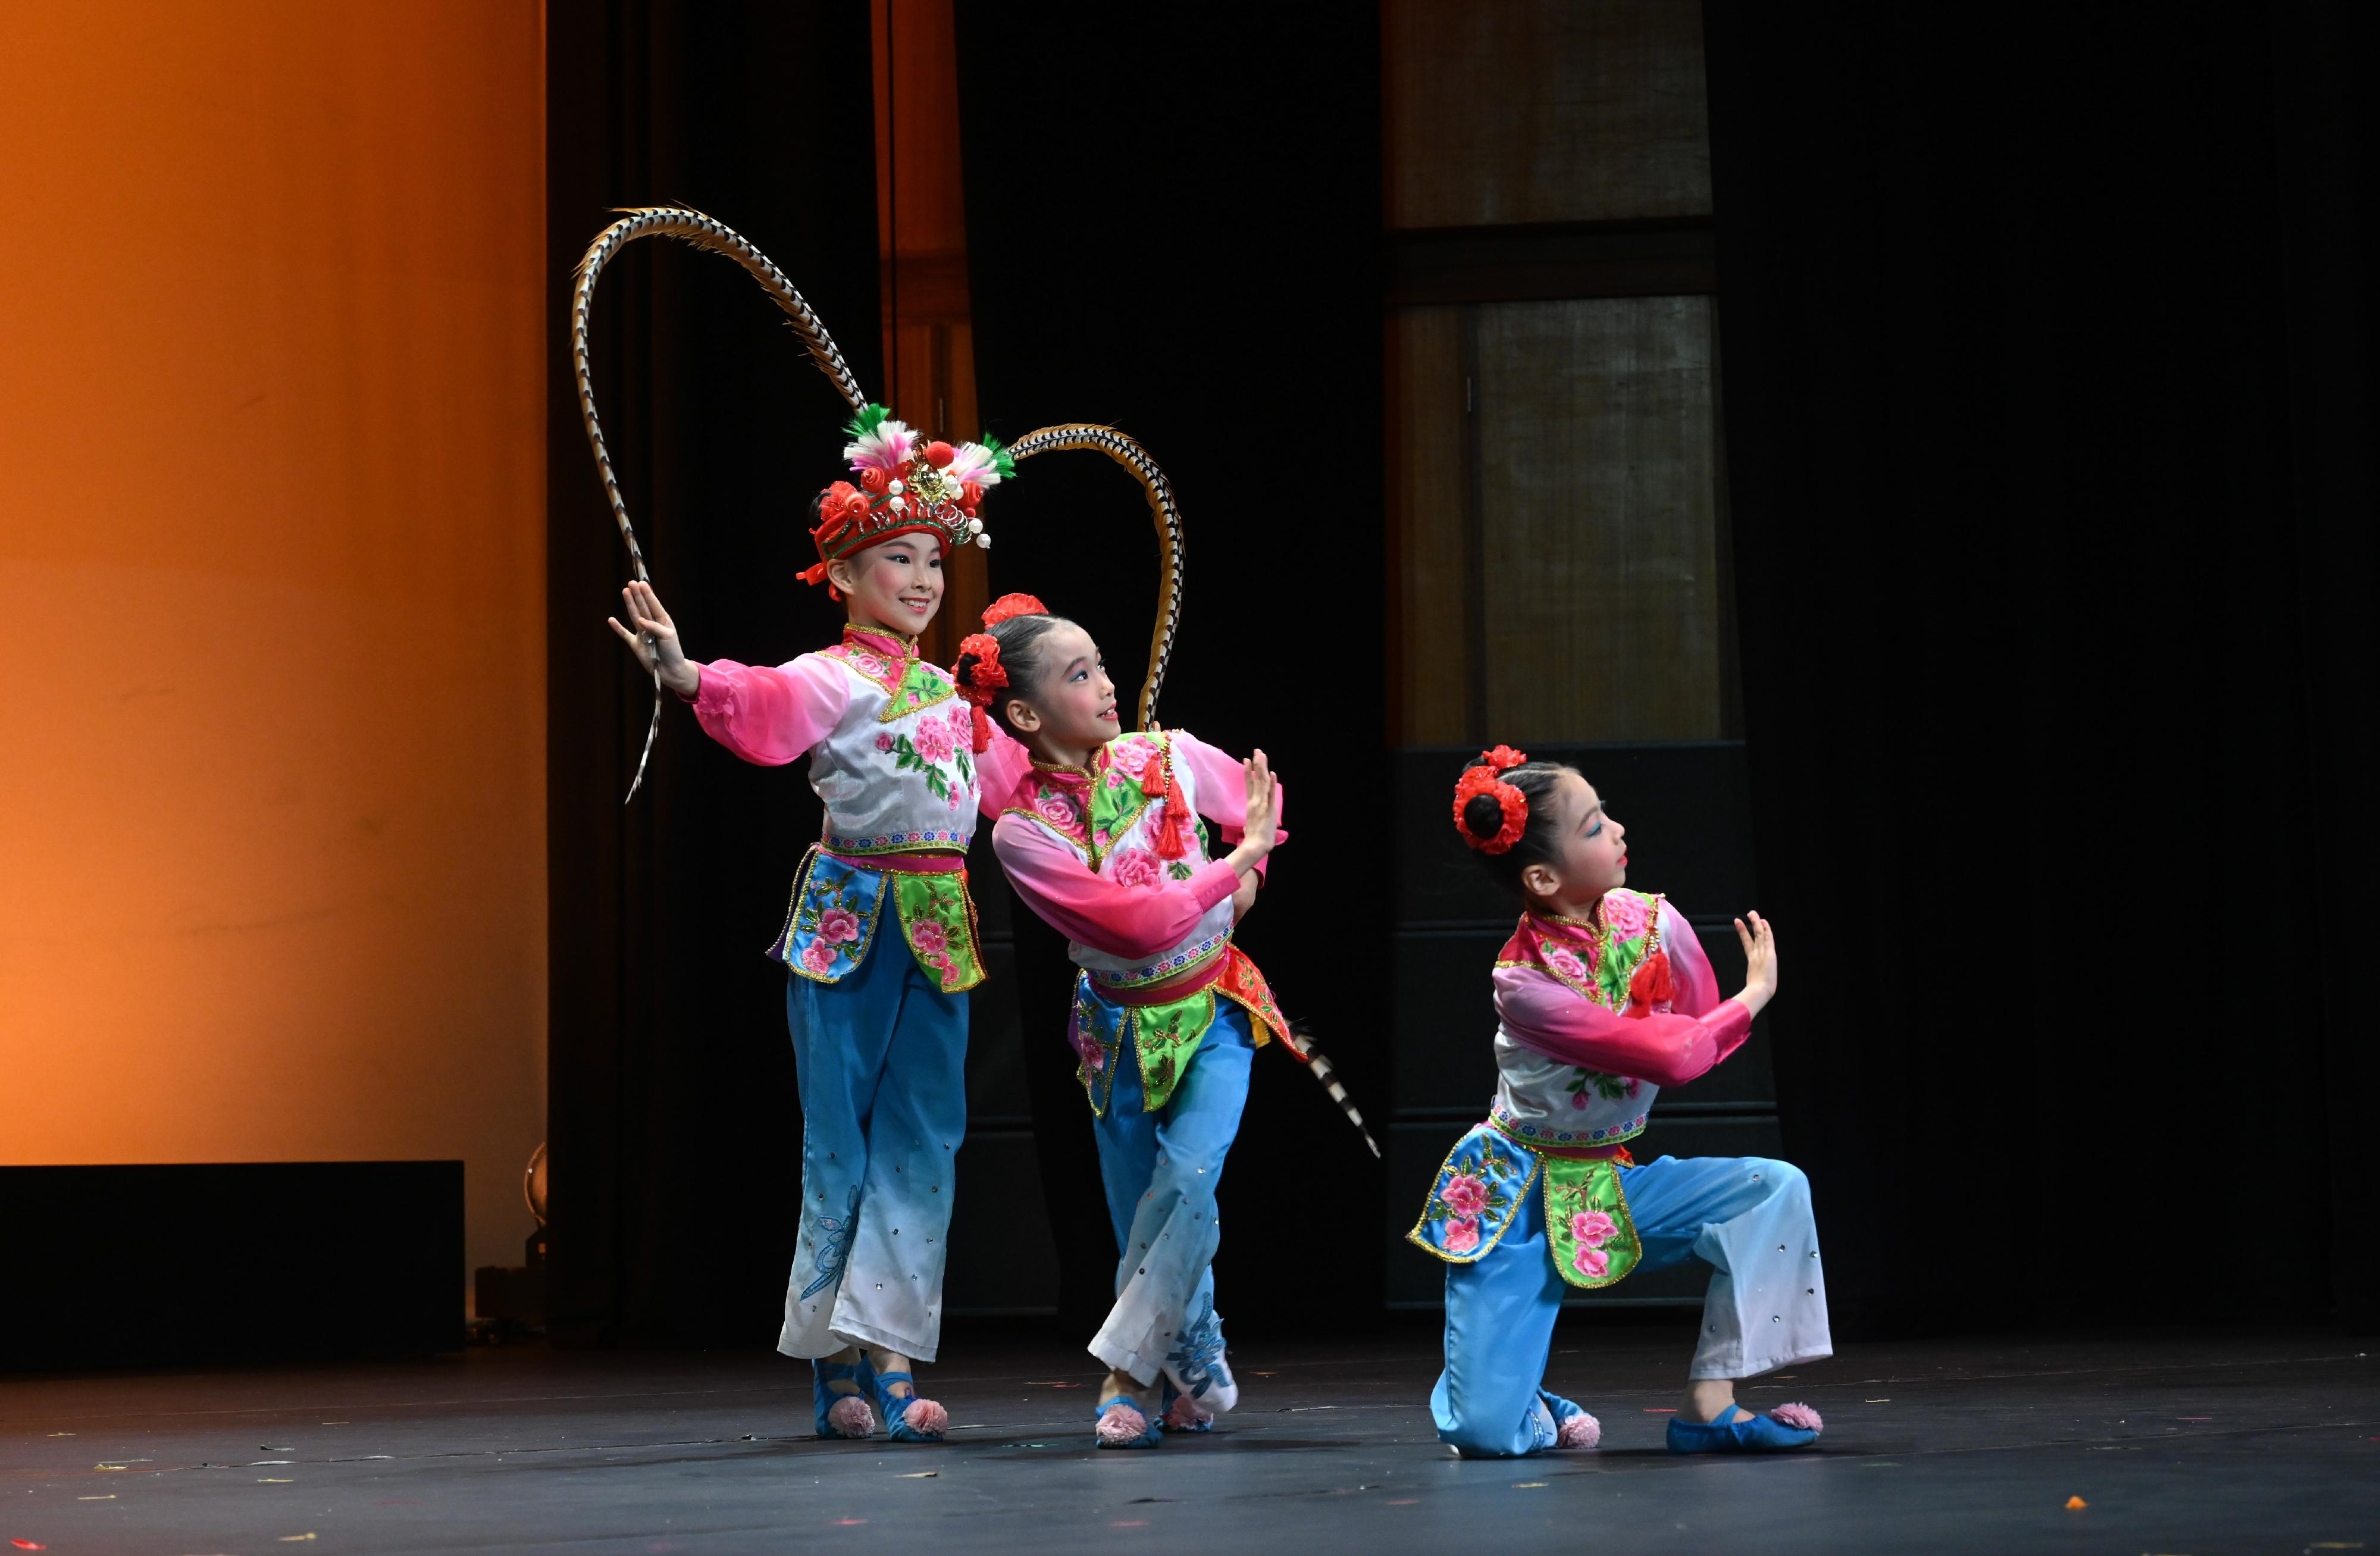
top-left (969, 704), bottom-right (993, 754)
top-left (1139, 757), bottom-right (1166, 798)
top-left (1155, 771), bottom-right (1189, 860)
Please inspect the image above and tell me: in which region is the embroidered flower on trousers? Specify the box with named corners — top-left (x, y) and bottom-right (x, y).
top-left (1570, 1210), bottom-right (1617, 1248)
top-left (1443, 1217), bottom-right (1482, 1255)
top-left (1440, 1173), bottom-right (1489, 1218)
top-left (912, 920), bottom-right (949, 954)
top-left (817, 908), bottom-right (861, 945)
top-left (1572, 1244), bottom-right (1609, 1278)
top-left (800, 940), bottom-right (837, 973)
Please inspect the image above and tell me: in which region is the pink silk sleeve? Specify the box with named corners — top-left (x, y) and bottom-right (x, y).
top-left (684, 655), bottom-right (851, 766)
top-left (1170, 729), bottom-right (1282, 876)
top-left (1493, 906), bottom-right (1751, 1088)
top-left (1660, 899), bottom-right (1725, 1017)
top-left (992, 812), bottom-right (1242, 962)
top-left (973, 719), bottom-right (1032, 818)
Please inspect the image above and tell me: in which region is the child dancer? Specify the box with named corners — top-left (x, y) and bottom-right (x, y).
top-left (1409, 746), bottom-right (1830, 1458)
top-left (609, 410), bottom-right (1029, 1445)
top-left (951, 595), bottom-right (1288, 1449)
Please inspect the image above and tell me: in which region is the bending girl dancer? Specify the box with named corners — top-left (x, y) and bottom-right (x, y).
top-left (1408, 746), bottom-right (1831, 1457)
top-left (952, 594), bottom-right (1289, 1449)
top-left (609, 412), bottom-right (1028, 1445)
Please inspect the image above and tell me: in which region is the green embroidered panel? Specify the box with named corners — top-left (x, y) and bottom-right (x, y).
top-left (1130, 987), bottom-right (1217, 1113)
top-left (881, 656), bottom-right (956, 722)
top-left (1543, 1155), bottom-right (1642, 1289)
top-left (889, 871), bottom-right (984, 993)
top-left (1087, 732), bottom-right (1167, 860)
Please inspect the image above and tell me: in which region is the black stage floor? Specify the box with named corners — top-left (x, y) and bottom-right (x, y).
top-left (3, 1326), bottom-right (2373, 1554)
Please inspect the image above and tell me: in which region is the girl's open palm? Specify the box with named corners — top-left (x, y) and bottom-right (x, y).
top-left (609, 581), bottom-right (700, 698)
top-left (1734, 911), bottom-right (1778, 1004)
top-left (1241, 749), bottom-right (1279, 853)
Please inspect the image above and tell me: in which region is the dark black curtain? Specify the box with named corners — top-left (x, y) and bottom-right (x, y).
top-left (545, 0), bottom-right (882, 1345)
top-left (951, 4), bottom-right (1391, 1332)
top-left (1704, 0), bottom-right (2378, 1333)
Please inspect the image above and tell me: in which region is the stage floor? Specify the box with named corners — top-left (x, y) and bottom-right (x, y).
top-left (2, 1326), bottom-right (2372, 1554)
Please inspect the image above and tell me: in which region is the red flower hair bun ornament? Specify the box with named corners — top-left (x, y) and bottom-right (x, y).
top-left (1452, 763), bottom-right (1529, 854)
top-left (1477, 743), bottom-right (1530, 773)
top-left (951, 632), bottom-right (1008, 753)
top-left (981, 592), bottom-right (1048, 627)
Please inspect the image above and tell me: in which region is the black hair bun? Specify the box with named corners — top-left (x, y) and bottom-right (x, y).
top-left (1463, 792), bottom-right (1506, 839)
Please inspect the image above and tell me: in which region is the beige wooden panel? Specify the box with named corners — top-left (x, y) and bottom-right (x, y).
top-left (1388, 306), bottom-right (1471, 744)
top-left (1479, 297), bottom-right (1724, 743)
top-left (1385, 0), bottom-right (1712, 228)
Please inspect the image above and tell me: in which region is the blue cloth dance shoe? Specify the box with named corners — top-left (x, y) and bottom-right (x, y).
top-left (859, 1356), bottom-right (948, 1444)
top-left (1665, 1403), bottom-right (1823, 1454)
top-left (812, 1356), bottom-right (874, 1439)
top-left (1095, 1393), bottom-right (1165, 1449)
top-left (1542, 1391), bottom-right (1602, 1449)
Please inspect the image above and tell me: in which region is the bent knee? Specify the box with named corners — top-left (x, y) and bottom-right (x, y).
top-left (1743, 1157), bottom-right (1809, 1203)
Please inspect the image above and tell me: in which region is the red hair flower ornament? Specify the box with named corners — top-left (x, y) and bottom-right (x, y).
top-left (1452, 761), bottom-right (1529, 855)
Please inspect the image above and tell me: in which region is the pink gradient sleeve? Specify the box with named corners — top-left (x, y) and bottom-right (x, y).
top-left (973, 719), bottom-right (1033, 818)
top-left (1172, 729), bottom-right (1283, 875)
top-left (1493, 906), bottom-right (1750, 1087)
top-left (684, 655), bottom-right (851, 767)
top-left (992, 812), bottom-right (1241, 962)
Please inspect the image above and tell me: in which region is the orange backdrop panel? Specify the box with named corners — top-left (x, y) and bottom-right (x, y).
top-left (0, 2), bottom-right (547, 1285)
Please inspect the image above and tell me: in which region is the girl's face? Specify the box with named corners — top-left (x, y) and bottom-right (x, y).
top-left (1004, 622), bottom-right (1120, 757)
top-left (1520, 769), bottom-right (1629, 913)
top-left (828, 534), bottom-right (944, 633)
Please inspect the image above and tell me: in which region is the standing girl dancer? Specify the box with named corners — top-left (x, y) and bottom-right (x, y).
top-left (1408, 746), bottom-right (1831, 1458)
top-left (609, 408), bottom-right (1028, 1445)
top-left (953, 594), bottom-right (1292, 1449)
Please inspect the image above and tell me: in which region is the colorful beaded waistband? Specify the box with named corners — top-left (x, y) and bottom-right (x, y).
top-left (1086, 929), bottom-right (1232, 993)
top-left (1488, 1101), bottom-right (1646, 1155)
top-left (825, 826), bottom-right (969, 855)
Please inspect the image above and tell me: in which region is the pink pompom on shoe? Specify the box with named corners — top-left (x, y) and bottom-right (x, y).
top-left (1164, 1394), bottom-right (1214, 1432)
top-left (900, 1398), bottom-right (949, 1438)
top-left (825, 1395), bottom-right (876, 1438)
top-left (1769, 1402), bottom-right (1824, 1433)
top-left (1096, 1404), bottom-right (1151, 1445)
top-left (1556, 1411), bottom-right (1602, 1449)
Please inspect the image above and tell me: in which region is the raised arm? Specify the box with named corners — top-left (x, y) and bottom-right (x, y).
top-left (684, 654), bottom-right (852, 767)
top-left (1495, 965), bottom-right (1752, 1087)
top-left (992, 813), bottom-right (1242, 962)
top-left (1173, 730), bottom-right (1285, 872)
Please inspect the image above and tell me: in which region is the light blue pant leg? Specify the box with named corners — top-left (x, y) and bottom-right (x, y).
top-left (1620, 1155), bottom-right (1831, 1379)
top-left (1433, 1173), bottom-right (1564, 1458)
top-left (778, 936), bottom-right (969, 1361)
top-left (1088, 1003), bottom-right (1254, 1383)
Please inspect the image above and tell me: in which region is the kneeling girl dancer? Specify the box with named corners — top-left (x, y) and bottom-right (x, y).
top-left (954, 594), bottom-right (1289, 1449)
top-left (1409, 746), bottom-right (1831, 1457)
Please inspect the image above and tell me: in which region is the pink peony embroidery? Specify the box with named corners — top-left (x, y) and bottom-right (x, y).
top-left (874, 732), bottom-right (894, 752)
top-left (1601, 892), bottom-right (1649, 940)
top-left (1439, 1173), bottom-right (1489, 1218)
top-left (817, 908), bottom-right (861, 945)
top-left (849, 653), bottom-right (888, 681)
top-left (1442, 1217), bottom-right (1482, 1255)
top-left (923, 950), bottom-right (953, 976)
top-left (1110, 847), bottom-right (1161, 890)
top-left (1107, 741), bottom-right (1154, 778)
top-left (1570, 1091), bottom-right (1589, 1110)
top-left (1572, 1245), bottom-right (1609, 1279)
top-left (911, 920), bottom-right (949, 954)
top-left (912, 720), bottom-right (956, 763)
top-left (1570, 1210), bottom-right (1617, 1248)
top-left (1034, 793), bottom-right (1081, 828)
top-left (800, 940), bottom-right (837, 973)
top-left (1545, 947), bottom-right (1588, 982)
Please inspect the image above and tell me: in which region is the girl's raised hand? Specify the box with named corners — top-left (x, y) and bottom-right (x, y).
top-left (1240, 749), bottom-right (1279, 854)
top-left (1733, 911), bottom-right (1779, 1013)
top-left (608, 581), bottom-right (701, 698)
